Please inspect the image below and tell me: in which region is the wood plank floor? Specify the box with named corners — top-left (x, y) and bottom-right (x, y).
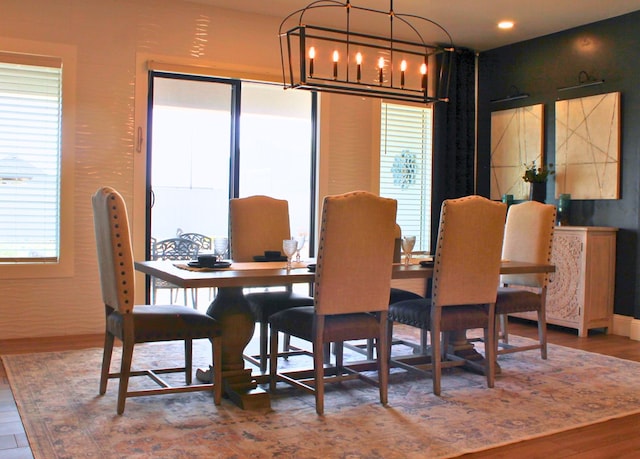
top-left (1, 319), bottom-right (640, 458)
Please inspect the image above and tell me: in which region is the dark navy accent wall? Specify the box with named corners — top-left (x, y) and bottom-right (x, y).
top-left (477, 11), bottom-right (640, 317)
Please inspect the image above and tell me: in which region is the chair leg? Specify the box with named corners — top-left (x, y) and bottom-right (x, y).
top-left (151, 282), bottom-right (158, 304)
top-left (184, 339), bottom-right (193, 385)
top-left (387, 319), bottom-right (394, 361)
top-left (117, 340), bottom-right (134, 415)
top-left (485, 303), bottom-right (496, 389)
top-left (259, 321), bottom-right (268, 373)
top-left (366, 338), bottom-right (374, 360)
top-left (377, 318), bottom-right (389, 406)
top-left (314, 317), bottom-right (325, 415)
top-left (499, 314), bottom-right (509, 344)
top-left (100, 331), bottom-right (115, 395)
top-left (419, 329), bottom-right (428, 354)
top-left (269, 326), bottom-right (279, 393)
top-left (313, 339), bottom-right (325, 415)
top-left (191, 289), bottom-right (198, 309)
top-left (212, 335), bottom-right (223, 405)
top-left (283, 333), bottom-right (292, 353)
top-left (431, 309), bottom-right (442, 396)
top-left (537, 308), bottom-right (548, 359)
top-left (335, 341), bottom-right (344, 370)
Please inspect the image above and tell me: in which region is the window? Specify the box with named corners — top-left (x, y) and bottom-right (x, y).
top-left (0, 42), bottom-right (75, 278)
top-left (0, 55), bottom-right (61, 261)
top-left (380, 102), bottom-right (433, 252)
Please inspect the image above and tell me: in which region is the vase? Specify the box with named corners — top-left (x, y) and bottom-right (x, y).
top-left (529, 182), bottom-right (546, 203)
top-left (557, 193), bottom-right (571, 225)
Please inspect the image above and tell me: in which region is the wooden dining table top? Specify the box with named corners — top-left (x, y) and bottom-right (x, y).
top-left (134, 259), bottom-right (555, 289)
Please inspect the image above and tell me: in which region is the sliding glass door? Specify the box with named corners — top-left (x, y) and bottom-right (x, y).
top-left (146, 73), bottom-right (315, 305)
top-left (148, 73), bottom-right (234, 247)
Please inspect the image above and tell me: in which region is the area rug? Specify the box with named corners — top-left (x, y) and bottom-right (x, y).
top-left (4, 332), bottom-right (640, 459)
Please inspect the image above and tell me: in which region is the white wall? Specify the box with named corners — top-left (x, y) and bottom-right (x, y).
top-left (0, 0), bottom-right (379, 339)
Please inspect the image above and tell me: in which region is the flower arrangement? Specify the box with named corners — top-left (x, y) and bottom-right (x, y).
top-left (522, 161), bottom-right (554, 183)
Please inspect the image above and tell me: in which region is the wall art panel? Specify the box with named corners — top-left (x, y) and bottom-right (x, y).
top-left (490, 104), bottom-right (544, 200)
top-left (555, 92), bottom-right (620, 199)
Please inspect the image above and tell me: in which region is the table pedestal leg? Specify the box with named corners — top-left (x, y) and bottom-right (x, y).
top-left (447, 330), bottom-right (500, 375)
top-left (206, 286), bottom-right (270, 410)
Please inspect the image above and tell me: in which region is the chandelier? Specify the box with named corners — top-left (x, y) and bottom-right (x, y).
top-left (279, 0), bottom-right (455, 104)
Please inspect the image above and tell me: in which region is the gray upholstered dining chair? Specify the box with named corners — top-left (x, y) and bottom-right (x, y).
top-left (151, 237), bottom-right (200, 308)
top-left (180, 232), bottom-right (215, 303)
top-left (388, 195), bottom-right (506, 395)
top-left (180, 232), bottom-right (212, 251)
top-left (269, 191), bottom-right (397, 415)
top-left (496, 200), bottom-right (556, 359)
top-left (92, 186), bottom-right (222, 414)
top-left (229, 195), bottom-right (314, 373)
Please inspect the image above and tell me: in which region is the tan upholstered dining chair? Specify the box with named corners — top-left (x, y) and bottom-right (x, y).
top-left (230, 195), bottom-right (314, 373)
top-left (269, 191), bottom-right (397, 415)
top-left (92, 186), bottom-right (222, 414)
top-left (496, 200), bottom-right (556, 359)
top-left (388, 195), bottom-right (506, 395)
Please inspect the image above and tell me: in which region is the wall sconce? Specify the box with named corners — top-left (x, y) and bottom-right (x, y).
top-left (558, 70), bottom-right (604, 92)
top-left (490, 85), bottom-right (529, 104)
top-left (279, 0), bottom-right (455, 105)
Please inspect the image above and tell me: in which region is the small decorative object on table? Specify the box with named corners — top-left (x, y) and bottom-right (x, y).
top-left (523, 161), bottom-right (554, 203)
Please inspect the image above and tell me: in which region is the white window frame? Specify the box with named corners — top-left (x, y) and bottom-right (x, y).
top-left (0, 38), bottom-right (76, 279)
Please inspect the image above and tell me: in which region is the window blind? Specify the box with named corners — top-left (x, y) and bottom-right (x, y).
top-left (0, 57), bottom-right (62, 261)
top-left (380, 102), bottom-right (433, 252)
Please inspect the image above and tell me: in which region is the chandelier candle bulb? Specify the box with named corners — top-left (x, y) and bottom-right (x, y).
top-left (400, 60), bottom-right (407, 88)
top-left (420, 62), bottom-right (427, 90)
top-left (378, 57), bottom-right (384, 85)
top-left (356, 52), bottom-right (362, 82)
top-left (333, 50), bottom-right (339, 79)
top-left (308, 47), bottom-right (315, 77)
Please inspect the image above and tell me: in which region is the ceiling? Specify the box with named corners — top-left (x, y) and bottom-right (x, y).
top-left (187, 0), bottom-right (640, 51)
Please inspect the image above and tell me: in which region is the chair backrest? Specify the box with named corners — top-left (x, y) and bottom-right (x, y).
top-left (229, 195), bottom-right (291, 262)
top-left (180, 233), bottom-right (212, 250)
top-left (152, 238), bottom-right (200, 260)
top-left (432, 195), bottom-right (506, 307)
top-left (92, 186), bottom-right (135, 314)
top-left (501, 200), bottom-right (556, 288)
top-left (315, 191), bottom-right (397, 315)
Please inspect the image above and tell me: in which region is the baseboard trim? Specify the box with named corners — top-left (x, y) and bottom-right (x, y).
top-left (613, 314), bottom-right (640, 341)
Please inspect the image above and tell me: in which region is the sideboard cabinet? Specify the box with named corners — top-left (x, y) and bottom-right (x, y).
top-left (513, 226), bottom-right (617, 337)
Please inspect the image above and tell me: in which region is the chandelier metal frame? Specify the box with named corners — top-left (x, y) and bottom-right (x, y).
top-left (279, 0), bottom-right (455, 104)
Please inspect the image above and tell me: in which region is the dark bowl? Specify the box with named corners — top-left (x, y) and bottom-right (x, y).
top-left (197, 253), bottom-right (219, 268)
top-left (264, 250), bottom-right (282, 260)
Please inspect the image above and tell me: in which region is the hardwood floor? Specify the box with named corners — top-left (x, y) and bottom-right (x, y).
top-left (1, 320), bottom-right (640, 458)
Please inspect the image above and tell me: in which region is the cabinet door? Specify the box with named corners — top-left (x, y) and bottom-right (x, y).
top-left (546, 231), bottom-right (585, 328)
top-left (582, 232), bottom-right (616, 325)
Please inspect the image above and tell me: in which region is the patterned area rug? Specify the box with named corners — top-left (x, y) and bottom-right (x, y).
top-left (4, 331), bottom-right (640, 459)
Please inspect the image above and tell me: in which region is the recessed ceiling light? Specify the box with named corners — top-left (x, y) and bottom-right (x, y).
top-left (498, 20), bottom-right (514, 30)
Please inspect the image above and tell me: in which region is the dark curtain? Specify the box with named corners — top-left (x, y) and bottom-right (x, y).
top-left (430, 49), bottom-right (477, 251)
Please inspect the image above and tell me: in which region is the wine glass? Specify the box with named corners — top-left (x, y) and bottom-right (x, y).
top-left (213, 236), bottom-right (228, 262)
top-left (401, 235), bottom-right (416, 266)
top-left (282, 239), bottom-right (298, 271)
top-left (294, 233), bottom-right (307, 262)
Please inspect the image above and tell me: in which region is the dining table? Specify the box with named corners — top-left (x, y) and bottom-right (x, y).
top-left (135, 258), bottom-right (555, 410)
